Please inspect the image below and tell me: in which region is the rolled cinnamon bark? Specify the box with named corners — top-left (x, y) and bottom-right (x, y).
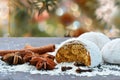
top-left (24, 44), bottom-right (34, 49)
top-left (0, 44), bottom-right (55, 56)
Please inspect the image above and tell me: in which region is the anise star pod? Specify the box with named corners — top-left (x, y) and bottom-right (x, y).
top-left (1, 52), bottom-right (23, 65)
top-left (30, 56), bottom-right (56, 70)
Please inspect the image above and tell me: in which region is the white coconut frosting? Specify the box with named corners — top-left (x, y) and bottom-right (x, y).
top-left (101, 38), bottom-right (120, 64)
top-left (78, 32), bottom-right (111, 50)
top-left (55, 38), bottom-right (102, 67)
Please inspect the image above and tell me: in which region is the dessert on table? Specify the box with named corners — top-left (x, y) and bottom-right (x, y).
top-left (78, 32), bottom-right (111, 50)
top-left (0, 32), bottom-right (120, 77)
top-left (55, 38), bottom-right (102, 67)
top-left (101, 38), bottom-right (120, 64)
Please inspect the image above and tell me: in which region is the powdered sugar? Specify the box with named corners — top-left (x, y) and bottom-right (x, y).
top-left (0, 42), bottom-right (120, 77)
top-left (55, 38), bottom-right (102, 67)
top-left (78, 32), bottom-right (111, 50)
top-left (101, 38), bottom-right (120, 64)
top-left (1, 57), bottom-right (120, 77)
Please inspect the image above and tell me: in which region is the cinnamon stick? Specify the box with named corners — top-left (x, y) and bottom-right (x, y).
top-left (24, 44), bottom-right (34, 49)
top-left (0, 44), bottom-right (55, 56)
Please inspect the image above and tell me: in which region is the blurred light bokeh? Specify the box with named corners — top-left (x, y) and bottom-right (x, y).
top-left (0, 0), bottom-right (120, 37)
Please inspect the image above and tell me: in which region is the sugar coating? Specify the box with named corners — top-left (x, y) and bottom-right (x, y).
top-left (1, 42), bottom-right (120, 76)
top-left (55, 38), bottom-right (102, 67)
top-left (101, 38), bottom-right (120, 64)
top-left (78, 32), bottom-right (111, 50)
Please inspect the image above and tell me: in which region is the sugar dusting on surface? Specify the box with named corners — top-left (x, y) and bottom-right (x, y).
top-left (1, 57), bottom-right (120, 77)
top-left (1, 44), bottom-right (120, 77)
top-left (0, 60), bottom-right (120, 77)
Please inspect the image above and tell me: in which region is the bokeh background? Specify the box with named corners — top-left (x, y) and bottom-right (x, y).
top-left (0, 0), bottom-right (120, 37)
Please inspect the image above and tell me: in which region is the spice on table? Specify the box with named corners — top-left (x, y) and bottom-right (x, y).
top-left (0, 44), bottom-right (55, 56)
top-left (1, 52), bottom-right (24, 65)
top-left (23, 51), bottom-right (40, 62)
top-left (23, 44), bottom-right (55, 62)
top-left (61, 66), bottom-right (72, 71)
top-left (39, 53), bottom-right (55, 60)
top-left (30, 56), bottom-right (56, 70)
top-left (0, 44), bottom-right (56, 70)
top-left (74, 62), bottom-right (85, 67)
top-left (76, 68), bottom-right (92, 73)
top-left (24, 44), bottom-right (34, 49)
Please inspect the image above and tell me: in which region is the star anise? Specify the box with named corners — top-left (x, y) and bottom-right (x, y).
top-left (30, 56), bottom-right (56, 70)
top-left (39, 53), bottom-right (55, 60)
top-left (1, 52), bottom-right (24, 65)
top-left (23, 51), bottom-right (40, 62)
top-left (23, 49), bottom-right (55, 62)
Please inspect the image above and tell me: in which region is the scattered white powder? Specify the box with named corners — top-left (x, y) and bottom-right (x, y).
top-left (78, 32), bottom-right (111, 50)
top-left (1, 44), bottom-right (120, 77)
top-left (1, 56), bottom-right (120, 77)
top-left (55, 38), bottom-right (102, 67)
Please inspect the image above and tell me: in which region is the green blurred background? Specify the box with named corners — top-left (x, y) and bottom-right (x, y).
top-left (0, 0), bottom-right (120, 37)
